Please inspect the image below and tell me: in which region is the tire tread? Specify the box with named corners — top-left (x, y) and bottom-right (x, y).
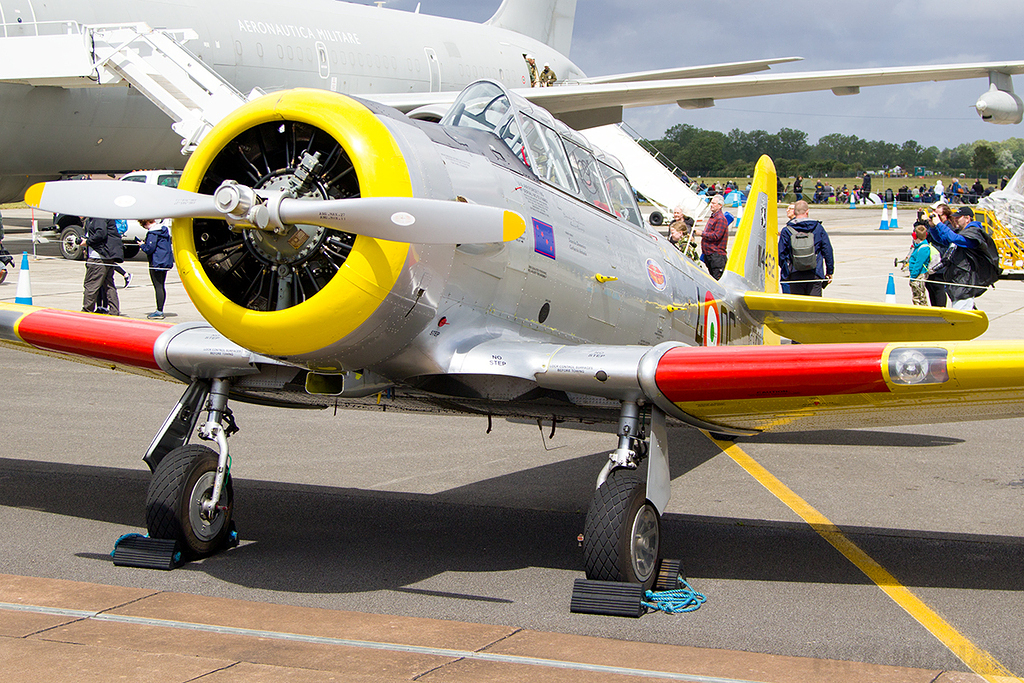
top-left (583, 469), bottom-right (643, 582)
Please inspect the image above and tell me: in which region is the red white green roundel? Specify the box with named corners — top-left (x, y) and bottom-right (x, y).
top-left (646, 258), bottom-right (667, 291)
top-left (703, 291), bottom-right (720, 346)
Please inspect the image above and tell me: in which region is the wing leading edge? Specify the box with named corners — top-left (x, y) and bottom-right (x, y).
top-left (370, 60), bottom-right (1024, 128)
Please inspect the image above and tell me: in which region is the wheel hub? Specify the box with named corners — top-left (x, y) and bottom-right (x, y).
top-left (630, 505), bottom-right (659, 583)
top-left (189, 471), bottom-right (227, 542)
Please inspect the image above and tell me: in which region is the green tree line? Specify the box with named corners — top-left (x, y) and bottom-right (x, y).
top-left (649, 124), bottom-right (1024, 179)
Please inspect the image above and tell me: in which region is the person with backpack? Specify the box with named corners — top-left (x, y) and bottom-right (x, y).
top-left (928, 206), bottom-right (1000, 311)
top-left (81, 216), bottom-right (121, 315)
top-left (779, 200), bottom-right (834, 297)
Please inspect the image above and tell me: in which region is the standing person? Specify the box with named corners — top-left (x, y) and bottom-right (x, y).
top-left (929, 207), bottom-right (1000, 310)
top-left (696, 194), bottom-right (729, 280)
top-left (140, 218), bottom-right (174, 319)
top-left (792, 176), bottom-right (803, 202)
top-left (924, 205), bottom-right (954, 307)
top-left (523, 54), bottom-right (538, 87)
top-left (907, 224), bottom-right (933, 306)
top-left (667, 205), bottom-right (697, 261)
top-left (861, 171), bottom-right (871, 204)
top-left (81, 216), bottom-right (120, 315)
top-left (778, 200), bottom-right (834, 297)
top-left (539, 62), bottom-right (557, 86)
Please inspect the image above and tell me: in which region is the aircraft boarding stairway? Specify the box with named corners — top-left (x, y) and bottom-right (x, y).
top-left (0, 20), bottom-right (707, 219)
top-left (0, 20), bottom-right (255, 152)
top-left (582, 123), bottom-right (708, 222)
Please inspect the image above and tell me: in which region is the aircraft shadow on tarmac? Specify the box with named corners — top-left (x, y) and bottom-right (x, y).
top-left (2, 434), bottom-right (1022, 598)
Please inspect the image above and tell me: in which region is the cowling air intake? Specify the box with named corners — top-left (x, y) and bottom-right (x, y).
top-left (174, 89), bottom-right (414, 359)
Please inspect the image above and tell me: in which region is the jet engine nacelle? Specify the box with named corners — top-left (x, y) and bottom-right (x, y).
top-left (975, 86), bottom-right (1024, 124)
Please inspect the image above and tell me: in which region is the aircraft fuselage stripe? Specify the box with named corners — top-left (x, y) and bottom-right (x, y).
top-left (654, 343), bottom-right (890, 403)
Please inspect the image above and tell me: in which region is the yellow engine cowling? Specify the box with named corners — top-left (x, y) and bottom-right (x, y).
top-left (173, 89), bottom-right (415, 360)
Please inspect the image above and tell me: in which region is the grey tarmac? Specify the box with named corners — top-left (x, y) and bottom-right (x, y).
top-left (0, 206), bottom-right (1021, 681)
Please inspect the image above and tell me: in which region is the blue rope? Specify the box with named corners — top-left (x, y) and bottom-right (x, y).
top-left (643, 576), bottom-right (707, 614)
top-left (110, 533), bottom-right (147, 557)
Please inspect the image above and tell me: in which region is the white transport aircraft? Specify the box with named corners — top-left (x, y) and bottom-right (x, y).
top-left (0, 0), bottom-right (1022, 203)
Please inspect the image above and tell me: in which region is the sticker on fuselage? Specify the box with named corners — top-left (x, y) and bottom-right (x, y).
top-left (646, 258), bottom-right (667, 291)
top-left (533, 218), bottom-right (556, 260)
top-left (703, 291), bottom-right (720, 346)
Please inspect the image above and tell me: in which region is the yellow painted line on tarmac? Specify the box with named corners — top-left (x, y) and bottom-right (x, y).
top-left (711, 437), bottom-right (1022, 683)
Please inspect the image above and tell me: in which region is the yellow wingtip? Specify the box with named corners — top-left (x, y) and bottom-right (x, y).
top-left (504, 211), bottom-right (526, 241)
top-left (24, 183), bottom-right (44, 208)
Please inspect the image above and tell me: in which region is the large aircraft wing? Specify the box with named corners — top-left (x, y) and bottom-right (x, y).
top-left (576, 57), bottom-right (804, 84)
top-left (371, 60), bottom-right (1024, 128)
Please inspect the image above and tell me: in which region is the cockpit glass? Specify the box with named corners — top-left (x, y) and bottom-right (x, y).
top-left (521, 116), bottom-right (578, 195)
top-left (598, 162), bottom-right (643, 228)
top-left (564, 140), bottom-right (612, 212)
top-left (440, 81), bottom-right (511, 135)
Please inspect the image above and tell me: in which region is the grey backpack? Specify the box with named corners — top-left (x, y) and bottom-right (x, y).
top-left (790, 229), bottom-right (817, 271)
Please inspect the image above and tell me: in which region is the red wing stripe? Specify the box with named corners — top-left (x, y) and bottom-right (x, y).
top-left (16, 309), bottom-right (170, 370)
top-left (655, 344), bottom-right (890, 403)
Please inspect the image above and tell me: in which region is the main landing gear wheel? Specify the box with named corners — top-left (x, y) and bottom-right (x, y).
top-left (583, 468), bottom-right (661, 589)
top-left (146, 444), bottom-right (233, 559)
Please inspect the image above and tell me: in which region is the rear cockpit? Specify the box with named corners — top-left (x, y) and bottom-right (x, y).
top-left (440, 80), bottom-right (644, 229)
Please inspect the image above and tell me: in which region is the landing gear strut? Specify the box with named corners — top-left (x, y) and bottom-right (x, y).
top-left (582, 402), bottom-right (671, 589)
top-left (145, 378), bottom-right (237, 559)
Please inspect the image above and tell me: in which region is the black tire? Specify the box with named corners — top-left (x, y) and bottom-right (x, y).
top-left (583, 468), bottom-right (660, 588)
top-left (146, 444), bottom-right (233, 559)
top-left (648, 211), bottom-right (664, 227)
top-left (123, 245), bottom-right (141, 260)
top-left (60, 225), bottom-right (85, 261)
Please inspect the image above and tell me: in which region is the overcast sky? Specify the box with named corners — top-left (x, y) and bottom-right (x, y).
top-left (375, 0), bottom-right (1024, 150)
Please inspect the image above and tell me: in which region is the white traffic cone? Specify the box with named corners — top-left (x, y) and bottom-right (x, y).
top-left (885, 272), bottom-right (896, 304)
top-left (15, 252), bottom-right (32, 305)
top-left (890, 202), bottom-right (899, 229)
top-left (879, 203), bottom-right (889, 230)
top-left (849, 191), bottom-right (857, 209)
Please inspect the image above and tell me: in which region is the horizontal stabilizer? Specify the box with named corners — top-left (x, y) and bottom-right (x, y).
top-left (743, 292), bottom-right (988, 343)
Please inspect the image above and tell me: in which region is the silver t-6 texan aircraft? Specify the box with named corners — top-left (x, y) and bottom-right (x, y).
top-left (1, 0), bottom-right (1024, 203)
top-left (3, 0), bottom-right (1024, 590)
top-left (7, 77), bottom-right (1024, 588)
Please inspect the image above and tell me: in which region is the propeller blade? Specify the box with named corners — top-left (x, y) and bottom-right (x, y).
top-left (278, 197), bottom-right (526, 244)
top-left (24, 180), bottom-right (527, 244)
top-left (25, 180), bottom-right (222, 220)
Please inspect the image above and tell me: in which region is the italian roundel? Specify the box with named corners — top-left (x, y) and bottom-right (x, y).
top-left (703, 291), bottom-right (720, 346)
top-left (646, 258), bottom-right (667, 291)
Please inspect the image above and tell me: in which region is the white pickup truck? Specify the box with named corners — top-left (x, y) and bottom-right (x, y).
top-left (53, 170), bottom-right (182, 260)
